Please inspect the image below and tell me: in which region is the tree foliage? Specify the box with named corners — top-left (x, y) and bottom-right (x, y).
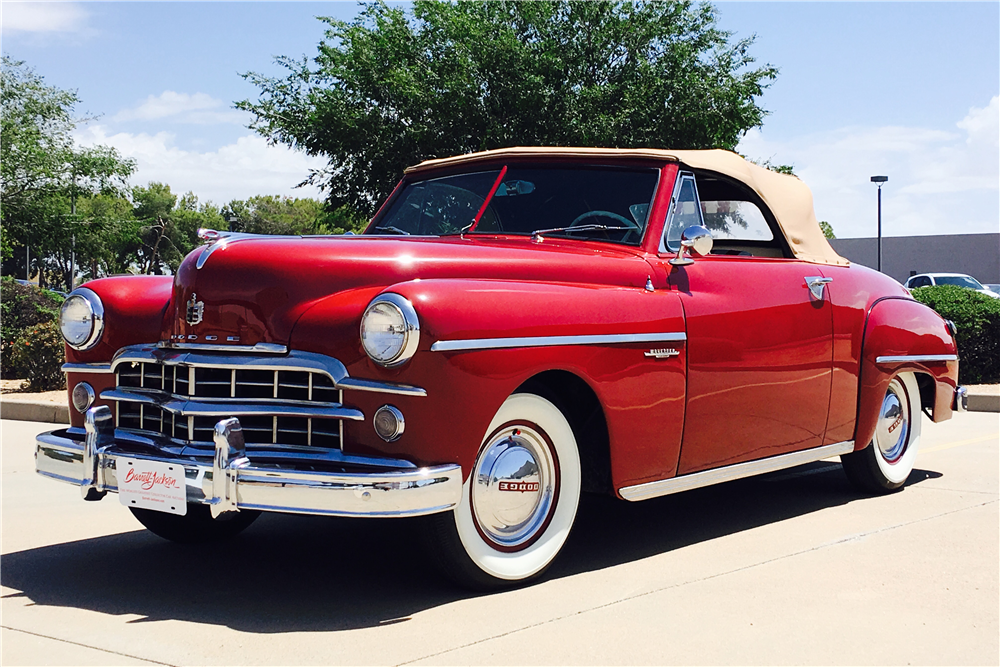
top-left (1, 56), bottom-right (136, 281)
top-left (911, 285), bottom-right (1000, 384)
top-left (238, 0), bottom-right (778, 214)
top-left (223, 196), bottom-right (366, 236)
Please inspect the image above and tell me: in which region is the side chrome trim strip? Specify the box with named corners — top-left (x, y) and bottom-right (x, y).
top-left (875, 354), bottom-right (959, 365)
top-left (157, 341), bottom-right (288, 354)
top-left (431, 332), bottom-right (687, 353)
top-left (619, 440), bottom-right (855, 502)
top-left (62, 362), bottom-right (113, 374)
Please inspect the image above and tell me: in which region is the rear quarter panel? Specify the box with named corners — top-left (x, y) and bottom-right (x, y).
top-left (855, 297), bottom-right (958, 449)
top-left (823, 264), bottom-right (956, 450)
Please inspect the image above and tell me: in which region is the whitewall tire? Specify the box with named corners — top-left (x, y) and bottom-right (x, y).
top-left (425, 392), bottom-right (581, 589)
top-left (842, 372), bottom-right (922, 493)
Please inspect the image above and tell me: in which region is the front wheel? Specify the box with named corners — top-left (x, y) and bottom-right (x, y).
top-left (842, 372), bottom-right (922, 494)
top-left (424, 393), bottom-right (582, 590)
top-left (130, 504), bottom-right (261, 543)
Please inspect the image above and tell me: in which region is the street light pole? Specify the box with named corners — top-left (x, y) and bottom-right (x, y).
top-left (871, 175), bottom-right (888, 272)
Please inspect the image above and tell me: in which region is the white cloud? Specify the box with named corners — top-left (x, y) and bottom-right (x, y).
top-left (74, 126), bottom-right (328, 205)
top-left (114, 91), bottom-right (245, 125)
top-left (739, 96), bottom-right (1000, 238)
top-left (2, 2), bottom-right (89, 34)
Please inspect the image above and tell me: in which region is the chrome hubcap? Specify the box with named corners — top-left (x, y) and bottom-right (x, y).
top-left (875, 378), bottom-right (909, 462)
top-left (471, 424), bottom-right (557, 550)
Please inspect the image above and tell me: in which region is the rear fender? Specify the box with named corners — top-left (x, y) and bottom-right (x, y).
top-left (855, 297), bottom-right (958, 450)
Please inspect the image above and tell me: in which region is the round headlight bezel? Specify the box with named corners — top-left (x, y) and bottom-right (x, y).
top-left (59, 287), bottom-right (105, 351)
top-left (360, 293), bottom-right (420, 367)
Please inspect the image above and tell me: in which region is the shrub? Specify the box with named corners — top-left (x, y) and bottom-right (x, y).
top-left (9, 321), bottom-right (66, 391)
top-left (1, 276), bottom-right (65, 381)
top-left (911, 285), bottom-right (1000, 384)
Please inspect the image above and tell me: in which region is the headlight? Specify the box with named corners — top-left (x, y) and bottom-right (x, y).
top-left (360, 293), bottom-right (419, 367)
top-left (59, 288), bottom-right (105, 350)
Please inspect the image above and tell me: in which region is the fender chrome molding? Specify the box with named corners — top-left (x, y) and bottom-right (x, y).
top-left (875, 354), bottom-right (959, 365)
top-left (619, 440), bottom-right (855, 502)
top-left (62, 362), bottom-right (113, 374)
top-left (431, 332), bottom-right (686, 353)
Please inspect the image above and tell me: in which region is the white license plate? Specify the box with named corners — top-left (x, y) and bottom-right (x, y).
top-left (117, 458), bottom-right (188, 515)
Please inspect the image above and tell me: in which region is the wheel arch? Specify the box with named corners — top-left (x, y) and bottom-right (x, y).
top-left (516, 370), bottom-right (613, 496)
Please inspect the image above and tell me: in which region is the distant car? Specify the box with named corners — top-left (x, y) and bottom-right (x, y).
top-left (985, 284), bottom-right (1000, 296)
top-left (904, 273), bottom-right (1000, 299)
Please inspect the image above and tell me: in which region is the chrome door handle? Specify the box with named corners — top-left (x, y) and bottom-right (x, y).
top-left (805, 276), bottom-right (833, 300)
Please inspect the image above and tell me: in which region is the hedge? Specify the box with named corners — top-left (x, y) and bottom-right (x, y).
top-left (910, 285), bottom-right (1000, 384)
top-left (1, 277), bottom-right (67, 391)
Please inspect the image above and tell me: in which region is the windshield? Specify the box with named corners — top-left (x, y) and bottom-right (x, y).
top-left (935, 275), bottom-right (984, 289)
top-left (369, 166), bottom-right (659, 245)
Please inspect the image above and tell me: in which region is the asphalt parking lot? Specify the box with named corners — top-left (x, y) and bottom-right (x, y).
top-left (2, 413), bottom-right (997, 666)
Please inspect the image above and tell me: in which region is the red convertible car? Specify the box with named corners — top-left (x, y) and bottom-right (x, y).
top-left (38, 148), bottom-right (966, 589)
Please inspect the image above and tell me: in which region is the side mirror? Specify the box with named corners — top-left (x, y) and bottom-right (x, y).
top-left (669, 226), bottom-right (714, 266)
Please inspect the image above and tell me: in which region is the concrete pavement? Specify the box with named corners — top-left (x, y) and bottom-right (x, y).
top-left (2, 412), bottom-right (997, 665)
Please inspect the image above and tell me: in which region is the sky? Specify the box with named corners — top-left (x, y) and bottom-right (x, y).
top-left (2, 1), bottom-right (998, 239)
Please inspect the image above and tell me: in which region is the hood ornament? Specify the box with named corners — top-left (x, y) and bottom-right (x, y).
top-left (186, 293), bottom-right (204, 325)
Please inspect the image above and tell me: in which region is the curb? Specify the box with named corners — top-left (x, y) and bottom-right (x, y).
top-left (1, 400), bottom-right (70, 424)
top-left (968, 394), bottom-right (1000, 413)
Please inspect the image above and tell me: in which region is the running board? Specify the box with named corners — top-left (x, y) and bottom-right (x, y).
top-left (618, 440), bottom-right (855, 502)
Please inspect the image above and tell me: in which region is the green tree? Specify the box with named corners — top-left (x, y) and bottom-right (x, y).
top-left (131, 184), bottom-right (228, 274)
top-left (819, 221), bottom-right (835, 239)
top-left (238, 0), bottom-right (778, 215)
top-left (223, 195), bottom-right (366, 236)
top-left (1, 56), bottom-right (135, 283)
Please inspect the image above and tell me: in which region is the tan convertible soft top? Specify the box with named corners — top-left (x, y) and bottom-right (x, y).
top-left (407, 147), bottom-right (848, 266)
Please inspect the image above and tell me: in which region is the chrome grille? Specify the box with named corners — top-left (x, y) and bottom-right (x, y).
top-left (114, 362), bottom-right (343, 448)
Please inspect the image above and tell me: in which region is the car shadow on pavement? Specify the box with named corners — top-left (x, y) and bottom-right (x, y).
top-left (1, 462), bottom-right (941, 633)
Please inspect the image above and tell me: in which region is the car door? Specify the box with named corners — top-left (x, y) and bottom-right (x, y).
top-left (656, 171), bottom-right (835, 475)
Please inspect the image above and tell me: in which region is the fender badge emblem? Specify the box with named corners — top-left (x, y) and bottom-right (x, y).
top-left (186, 293), bottom-right (204, 326)
top-left (645, 348), bottom-right (680, 359)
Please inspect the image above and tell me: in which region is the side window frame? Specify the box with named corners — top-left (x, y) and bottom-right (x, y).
top-left (659, 171), bottom-right (704, 253)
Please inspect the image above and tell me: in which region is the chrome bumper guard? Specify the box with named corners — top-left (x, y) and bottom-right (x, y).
top-left (954, 385), bottom-right (968, 413)
top-left (35, 406), bottom-right (463, 519)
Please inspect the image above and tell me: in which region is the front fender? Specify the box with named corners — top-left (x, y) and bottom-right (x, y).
top-left (298, 279), bottom-right (687, 489)
top-left (64, 276), bottom-right (174, 428)
top-left (855, 297), bottom-right (958, 450)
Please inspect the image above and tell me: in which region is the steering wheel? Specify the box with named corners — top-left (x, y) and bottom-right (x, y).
top-left (568, 210), bottom-right (640, 230)
top-left (566, 210), bottom-right (641, 242)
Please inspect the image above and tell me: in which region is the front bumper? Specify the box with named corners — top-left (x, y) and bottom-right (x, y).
top-left (35, 406), bottom-right (463, 519)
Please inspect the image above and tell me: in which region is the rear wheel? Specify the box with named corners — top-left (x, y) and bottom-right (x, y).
top-left (424, 392), bottom-right (581, 590)
top-left (842, 372), bottom-right (921, 494)
top-left (130, 504), bottom-right (261, 543)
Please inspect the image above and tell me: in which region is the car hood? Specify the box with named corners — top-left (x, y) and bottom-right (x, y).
top-left (164, 235), bottom-right (652, 348)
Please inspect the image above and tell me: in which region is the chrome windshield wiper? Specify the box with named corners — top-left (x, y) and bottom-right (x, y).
top-left (374, 225), bottom-right (411, 235)
top-left (530, 224), bottom-right (631, 240)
